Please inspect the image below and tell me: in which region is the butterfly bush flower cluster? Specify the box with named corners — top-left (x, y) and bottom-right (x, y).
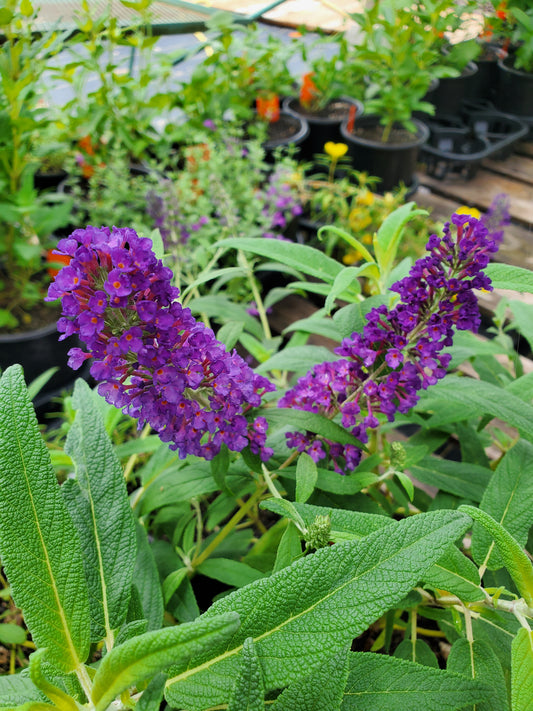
top-left (260, 167), bottom-right (303, 240)
top-left (278, 209), bottom-right (505, 474)
top-left (46, 226), bottom-right (275, 461)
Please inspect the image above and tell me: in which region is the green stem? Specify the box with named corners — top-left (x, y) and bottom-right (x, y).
top-left (238, 250), bottom-right (272, 340)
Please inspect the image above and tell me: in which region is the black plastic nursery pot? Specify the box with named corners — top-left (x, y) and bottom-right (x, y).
top-left (340, 114), bottom-right (430, 193)
top-left (0, 319), bottom-right (81, 414)
top-left (262, 110), bottom-right (310, 161)
top-left (427, 62), bottom-right (479, 117)
top-left (494, 56), bottom-right (533, 123)
top-left (283, 96), bottom-right (364, 162)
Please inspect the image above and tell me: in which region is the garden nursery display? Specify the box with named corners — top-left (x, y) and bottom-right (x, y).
top-left (1, 1), bottom-right (533, 710)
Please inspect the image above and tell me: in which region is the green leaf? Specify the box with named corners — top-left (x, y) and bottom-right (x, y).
top-left (196, 559), bottom-right (264, 588)
top-left (215, 237), bottom-right (342, 284)
top-left (29, 649), bottom-right (79, 711)
top-left (295, 452), bottom-right (317, 503)
top-left (265, 408), bottom-right (365, 448)
top-left (290, 502), bottom-right (390, 541)
top-left (325, 267), bottom-right (362, 314)
top-left (91, 612), bottom-right (241, 711)
top-left (162, 568), bottom-right (189, 606)
top-left (447, 638), bottom-right (509, 711)
top-left (471, 440), bottom-right (533, 571)
top-left (62, 380), bottom-right (137, 643)
top-left (0, 366), bottom-right (90, 672)
top-left (460, 506), bottom-right (533, 607)
top-left (422, 544), bottom-right (485, 602)
top-left (139, 462), bottom-right (218, 515)
top-left (0, 675), bottom-right (43, 708)
top-left (136, 674), bottom-right (166, 711)
top-left (273, 522), bottom-right (303, 572)
top-left (409, 455), bottom-right (492, 501)
top-left (485, 263), bottom-right (533, 294)
top-left (341, 652), bottom-right (490, 709)
top-left (259, 498), bottom-right (307, 533)
top-left (279, 466), bottom-right (379, 497)
top-left (216, 321), bottom-right (244, 350)
top-left (148, 228), bottom-right (165, 260)
top-left (272, 647), bottom-right (349, 710)
top-left (394, 639), bottom-right (438, 667)
top-left (511, 628), bottom-right (533, 711)
top-left (416, 376), bottom-right (533, 442)
top-left (165, 510), bottom-right (472, 710)
top-left (133, 522), bottom-right (164, 631)
top-left (0, 623), bottom-right (26, 645)
top-left (374, 202), bottom-right (427, 279)
top-left (283, 314), bottom-right (342, 341)
top-left (26, 368), bottom-right (58, 401)
top-left (254, 346), bottom-right (334, 375)
top-left (227, 638), bottom-right (264, 711)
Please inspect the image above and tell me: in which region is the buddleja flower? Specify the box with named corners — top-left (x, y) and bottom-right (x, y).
top-left (46, 226), bottom-right (275, 461)
top-left (278, 209), bottom-right (504, 473)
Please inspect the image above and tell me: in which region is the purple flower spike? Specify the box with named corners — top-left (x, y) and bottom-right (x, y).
top-left (47, 225), bottom-right (275, 462)
top-left (279, 202), bottom-right (507, 474)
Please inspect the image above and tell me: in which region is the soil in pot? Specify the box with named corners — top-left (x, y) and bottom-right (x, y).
top-left (340, 115), bottom-right (429, 193)
top-left (261, 111), bottom-right (310, 161)
top-left (283, 96), bottom-right (364, 161)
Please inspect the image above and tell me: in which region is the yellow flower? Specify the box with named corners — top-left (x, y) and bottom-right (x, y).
top-left (383, 192), bottom-right (395, 207)
top-left (343, 249), bottom-right (362, 265)
top-left (362, 232), bottom-right (373, 245)
top-left (349, 208), bottom-right (372, 232)
top-left (324, 142), bottom-right (348, 159)
top-left (456, 205), bottom-right (481, 219)
top-left (356, 189), bottom-right (375, 206)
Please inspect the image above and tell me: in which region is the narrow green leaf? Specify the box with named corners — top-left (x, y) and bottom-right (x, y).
top-left (341, 652), bottom-right (490, 710)
top-left (0, 623), bottom-right (26, 645)
top-left (283, 314), bottom-right (342, 341)
top-left (165, 510), bottom-right (472, 710)
top-left (273, 522), bottom-right (303, 572)
top-left (272, 648), bottom-right (349, 710)
top-left (26, 368), bottom-right (58, 401)
top-left (162, 568), bottom-right (189, 606)
top-left (265, 408), bottom-right (366, 448)
top-left (259, 498), bottom-right (308, 533)
top-left (409, 456), bottom-right (492, 501)
top-left (136, 674), bottom-right (166, 711)
top-left (92, 612), bottom-right (241, 711)
top-left (511, 628), bottom-right (533, 711)
top-left (139, 462), bottom-right (218, 515)
top-left (279, 466), bottom-right (378, 497)
top-left (394, 639), bottom-right (438, 668)
top-left (215, 237), bottom-right (342, 283)
top-left (460, 506), bottom-right (533, 607)
top-left (197, 559), bottom-right (264, 588)
top-left (133, 522), bottom-right (164, 631)
top-left (471, 440), bottom-right (533, 571)
top-left (254, 346), bottom-right (334, 375)
top-left (325, 267), bottom-right (362, 314)
top-left (62, 380), bottom-right (137, 643)
top-left (447, 638), bottom-right (509, 711)
top-left (216, 321), bottom-right (244, 350)
top-left (416, 376), bottom-right (533, 441)
top-left (29, 650), bottom-right (78, 711)
top-left (485, 263), bottom-right (533, 294)
top-left (0, 366), bottom-right (90, 672)
top-left (227, 638), bottom-right (264, 711)
top-left (291, 502), bottom-right (390, 540)
top-left (423, 545), bottom-right (485, 602)
top-left (295, 452), bottom-right (318, 503)
top-left (374, 202), bottom-right (427, 278)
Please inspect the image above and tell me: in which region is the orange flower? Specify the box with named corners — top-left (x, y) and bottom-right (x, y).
top-left (256, 94), bottom-right (280, 122)
top-left (299, 72), bottom-right (318, 109)
top-left (46, 249), bottom-right (71, 278)
top-left (78, 135), bottom-right (95, 156)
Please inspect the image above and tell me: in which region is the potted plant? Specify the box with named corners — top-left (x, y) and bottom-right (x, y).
top-left (0, 0), bottom-right (77, 401)
top-left (339, 0), bottom-right (438, 192)
top-left (282, 35), bottom-right (364, 161)
top-left (494, 4), bottom-right (533, 120)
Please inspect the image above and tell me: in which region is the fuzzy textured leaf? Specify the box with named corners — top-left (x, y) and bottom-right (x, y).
top-left (0, 366), bottom-right (90, 672)
top-left (460, 506), bottom-right (533, 607)
top-left (133, 522), bottom-right (164, 631)
top-left (92, 612), bottom-right (241, 711)
top-left (409, 455), bottom-right (492, 501)
top-left (255, 345), bottom-right (334, 375)
top-left (471, 440), bottom-right (533, 571)
top-left (341, 652), bottom-right (490, 710)
top-left (0, 675), bottom-right (44, 708)
top-left (165, 510), bottom-right (472, 710)
top-left (227, 638), bottom-right (264, 711)
top-left (63, 379), bottom-right (137, 642)
top-left (272, 648), bottom-right (349, 711)
top-left (447, 638), bottom-right (509, 711)
top-left (423, 545), bottom-right (484, 602)
top-left (484, 263), bottom-right (533, 294)
top-left (511, 628), bottom-right (533, 711)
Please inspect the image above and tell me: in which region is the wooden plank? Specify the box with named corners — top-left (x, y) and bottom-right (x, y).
top-left (483, 154), bottom-right (533, 187)
top-left (415, 188), bottom-right (533, 270)
top-left (516, 141), bottom-right (533, 158)
top-left (418, 169), bottom-right (533, 227)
